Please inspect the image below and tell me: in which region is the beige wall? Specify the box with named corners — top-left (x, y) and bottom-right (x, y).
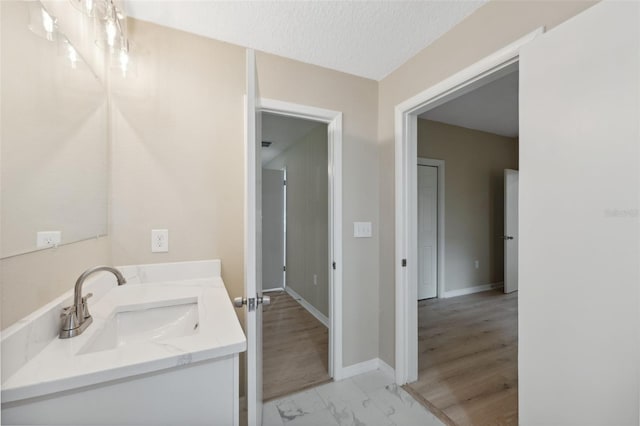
top-left (377, 0), bottom-right (597, 366)
top-left (418, 119), bottom-right (518, 292)
top-left (1, 13), bottom-right (379, 373)
top-left (256, 51), bottom-right (380, 367)
top-left (266, 125), bottom-right (329, 316)
top-left (2, 0), bottom-right (599, 378)
top-left (1, 0), bottom-right (108, 258)
top-left (109, 19), bottom-right (246, 317)
top-left (0, 0), bottom-right (111, 329)
top-left (1, 238), bottom-right (110, 328)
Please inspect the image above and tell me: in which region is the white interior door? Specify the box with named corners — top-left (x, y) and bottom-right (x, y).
top-left (262, 169), bottom-right (285, 290)
top-left (417, 165), bottom-right (438, 299)
top-left (503, 169), bottom-right (518, 293)
top-left (244, 49), bottom-right (263, 426)
top-left (519, 1), bottom-right (639, 424)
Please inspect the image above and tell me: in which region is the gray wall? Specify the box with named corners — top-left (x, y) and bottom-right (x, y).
top-left (266, 124), bottom-right (329, 317)
top-left (417, 119), bottom-right (518, 293)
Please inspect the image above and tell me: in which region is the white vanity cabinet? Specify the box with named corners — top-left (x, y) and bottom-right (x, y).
top-left (1, 260), bottom-right (246, 426)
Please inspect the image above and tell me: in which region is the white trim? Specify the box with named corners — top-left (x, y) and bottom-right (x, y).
top-left (257, 97), bottom-right (343, 382)
top-left (243, 49), bottom-right (260, 426)
top-left (285, 286), bottom-right (329, 328)
top-left (442, 282), bottom-right (504, 298)
top-left (339, 358), bottom-right (397, 381)
top-left (340, 359), bottom-right (380, 379)
top-left (394, 28), bottom-right (544, 386)
top-left (377, 359), bottom-right (396, 380)
top-left (282, 167), bottom-right (287, 290)
top-left (417, 158), bottom-right (445, 298)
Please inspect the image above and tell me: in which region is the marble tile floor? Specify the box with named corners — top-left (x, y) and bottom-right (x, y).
top-left (263, 369), bottom-right (444, 426)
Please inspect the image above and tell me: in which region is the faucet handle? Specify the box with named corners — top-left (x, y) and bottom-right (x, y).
top-left (61, 305), bottom-right (73, 318)
top-left (60, 306), bottom-right (80, 332)
top-left (81, 293), bottom-right (93, 319)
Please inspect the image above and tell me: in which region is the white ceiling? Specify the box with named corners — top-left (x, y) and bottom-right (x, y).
top-left (261, 113), bottom-right (324, 166)
top-left (421, 70), bottom-right (519, 137)
top-left (125, 1), bottom-right (486, 81)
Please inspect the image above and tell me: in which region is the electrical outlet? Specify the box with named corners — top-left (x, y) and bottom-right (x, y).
top-left (36, 231), bottom-right (61, 248)
top-left (474, 260), bottom-right (480, 269)
top-left (313, 274), bottom-right (318, 285)
top-left (151, 229), bottom-right (169, 253)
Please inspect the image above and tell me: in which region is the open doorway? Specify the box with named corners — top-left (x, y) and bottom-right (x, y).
top-left (260, 112), bottom-right (332, 400)
top-left (411, 68), bottom-right (520, 425)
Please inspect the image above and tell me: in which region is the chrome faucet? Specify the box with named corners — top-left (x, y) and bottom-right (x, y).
top-left (59, 266), bottom-right (126, 339)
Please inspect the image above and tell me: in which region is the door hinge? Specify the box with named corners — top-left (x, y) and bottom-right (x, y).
top-left (332, 261), bottom-right (336, 270)
top-left (283, 180), bottom-right (287, 186)
top-left (402, 259), bottom-right (407, 267)
top-left (283, 265), bottom-right (286, 272)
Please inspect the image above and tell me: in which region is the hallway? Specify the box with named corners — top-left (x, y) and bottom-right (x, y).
top-left (409, 290), bottom-right (518, 425)
top-left (263, 291), bottom-right (331, 401)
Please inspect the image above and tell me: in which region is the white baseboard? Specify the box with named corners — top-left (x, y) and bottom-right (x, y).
top-left (285, 287), bottom-right (329, 328)
top-left (377, 359), bottom-right (395, 379)
top-left (442, 281), bottom-right (504, 298)
top-left (338, 358), bottom-right (396, 381)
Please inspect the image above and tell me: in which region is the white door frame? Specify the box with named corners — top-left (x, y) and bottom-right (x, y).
top-left (250, 97), bottom-right (344, 380)
top-left (394, 28), bottom-right (544, 385)
top-left (417, 158), bottom-right (445, 299)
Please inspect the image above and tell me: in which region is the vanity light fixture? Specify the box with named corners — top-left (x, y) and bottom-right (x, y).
top-left (28, 2), bottom-right (57, 41)
top-left (66, 40), bottom-right (79, 69)
top-left (67, 0), bottom-right (132, 76)
top-left (91, 0), bottom-right (132, 76)
top-left (95, 0), bottom-right (128, 52)
top-left (69, 0), bottom-right (97, 17)
top-left (41, 9), bottom-right (55, 35)
top-left (118, 42), bottom-right (130, 76)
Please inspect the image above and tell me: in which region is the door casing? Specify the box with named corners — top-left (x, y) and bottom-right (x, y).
top-left (394, 28), bottom-right (544, 385)
top-left (245, 95), bottom-right (344, 386)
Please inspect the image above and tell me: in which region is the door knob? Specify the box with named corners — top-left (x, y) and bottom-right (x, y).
top-left (233, 295), bottom-right (270, 311)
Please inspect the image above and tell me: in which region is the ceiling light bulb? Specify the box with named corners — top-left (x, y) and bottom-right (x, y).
top-left (84, 0), bottom-right (93, 15)
top-left (105, 20), bottom-right (117, 47)
top-left (67, 43), bottom-right (78, 68)
top-left (41, 8), bottom-right (54, 38)
top-left (119, 49), bottom-right (129, 75)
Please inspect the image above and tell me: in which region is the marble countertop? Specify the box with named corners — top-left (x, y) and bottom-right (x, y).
top-left (1, 277), bottom-right (246, 403)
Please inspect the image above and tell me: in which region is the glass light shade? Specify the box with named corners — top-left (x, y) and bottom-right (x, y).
top-left (65, 39), bottom-right (79, 69)
top-left (68, 0), bottom-right (96, 17)
top-left (28, 1), bottom-right (57, 41)
top-left (94, 0), bottom-right (128, 53)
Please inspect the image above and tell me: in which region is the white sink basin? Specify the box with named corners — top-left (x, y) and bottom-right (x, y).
top-left (79, 299), bottom-right (199, 354)
top-left (1, 276), bottom-right (247, 406)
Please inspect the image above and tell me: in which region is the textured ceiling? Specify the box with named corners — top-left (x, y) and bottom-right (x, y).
top-left (421, 70), bottom-right (519, 137)
top-left (125, 1), bottom-right (486, 81)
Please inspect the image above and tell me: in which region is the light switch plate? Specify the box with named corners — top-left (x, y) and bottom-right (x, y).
top-left (353, 222), bottom-right (372, 238)
top-left (151, 229), bottom-right (169, 253)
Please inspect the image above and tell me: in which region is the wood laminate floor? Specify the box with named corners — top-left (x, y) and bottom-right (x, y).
top-left (409, 289), bottom-right (518, 426)
top-left (262, 291), bottom-right (331, 401)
